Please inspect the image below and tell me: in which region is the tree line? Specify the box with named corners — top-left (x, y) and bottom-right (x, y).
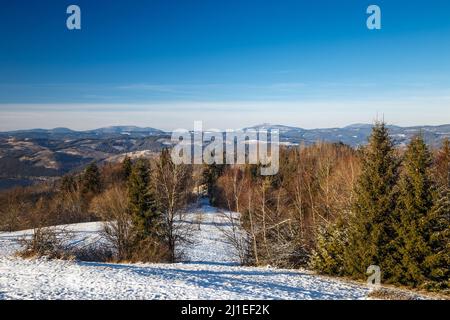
top-left (0, 149), bottom-right (195, 263)
top-left (205, 122), bottom-right (449, 291)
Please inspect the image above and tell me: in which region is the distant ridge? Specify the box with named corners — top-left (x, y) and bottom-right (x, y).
top-left (86, 126), bottom-right (166, 134)
top-left (0, 126), bottom-right (166, 140)
top-left (0, 122), bottom-right (449, 190)
top-left (243, 123), bottom-right (450, 147)
top-left (1, 123), bottom-right (449, 147)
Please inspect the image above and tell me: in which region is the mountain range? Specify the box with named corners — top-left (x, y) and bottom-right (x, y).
top-left (245, 123), bottom-right (450, 147)
top-left (0, 124), bottom-right (449, 190)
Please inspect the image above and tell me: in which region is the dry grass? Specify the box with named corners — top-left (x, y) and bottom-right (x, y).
top-left (368, 287), bottom-right (449, 300)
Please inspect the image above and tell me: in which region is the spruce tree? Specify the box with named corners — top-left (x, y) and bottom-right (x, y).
top-left (344, 122), bottom-right (399, 278)
top-left (310, 218), bottom-right (348, 276)
top-left (127, 158), bottom-right (159, 239)
top-left (421, 139), bottom-right (450, 290)
top-left (81, 162), bottom-right (102, 195)
top-left (423, 186), bottom-right (450, 290)
top-left (391, 135), bottom-right (434, 286)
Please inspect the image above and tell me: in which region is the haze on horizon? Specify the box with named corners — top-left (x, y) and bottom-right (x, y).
top-left (1, 100), bottom-right (450, 132)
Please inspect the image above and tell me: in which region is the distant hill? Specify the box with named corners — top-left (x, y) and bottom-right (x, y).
top-left (244, 123), bottom-right (450, 147)
top-left (0, 123), bottom-right (449, 190)
top-left (0, 126), bottom-right (165, 140)
top-left (0, 126), bottom-right (171, 190)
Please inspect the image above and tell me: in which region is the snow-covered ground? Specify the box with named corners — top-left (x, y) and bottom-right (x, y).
top-left (0, 199), bottom-right (372, 300)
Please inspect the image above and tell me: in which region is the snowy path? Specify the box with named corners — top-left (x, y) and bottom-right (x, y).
top-left (0, 199), bottom-right (370, 300)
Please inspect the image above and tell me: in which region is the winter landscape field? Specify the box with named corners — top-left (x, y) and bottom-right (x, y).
top-left (0, 199), bottom-right (374, 300)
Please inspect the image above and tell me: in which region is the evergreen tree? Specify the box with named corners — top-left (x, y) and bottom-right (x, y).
top-left (122, 155), bottom-right (132, 180)
top-left (391, 135), bottom-right (434, 286)
top-left (81, 162), bottom-right (102, 195)
top-left (127, 158), bottom-right (159, 238)
top-left (310, 218), bottom-right (348, 276)
top-left (423, 185), bottom-right (450, 289)
top-left (202, 163), bottom-right (224, 205)
top-left (344, 122), bottom-right (399, 278)
top-left (421, 138), bottom-right (450, 290)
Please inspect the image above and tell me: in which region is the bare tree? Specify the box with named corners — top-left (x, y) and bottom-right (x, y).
top-left (0, 188), bottom-right (26, 232)
top-left (217, 208), bottom-right (251, 265)
top-left (214, 166), bottom-right (253, 264)
top-left (153, 149), bottom-right (194, 262)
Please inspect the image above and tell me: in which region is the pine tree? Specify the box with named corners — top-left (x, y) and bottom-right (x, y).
top-left (344, 122), bottom-right (399, 278)
top-left (81, 162), bottom-right (102, 195)
top-left (391, 135), bottom-right (434, 286)
top-left (127, 158), bottom-right (159, 239)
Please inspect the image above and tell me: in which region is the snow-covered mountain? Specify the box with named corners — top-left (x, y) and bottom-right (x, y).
top-left (244, 123), bottom-right (450, 147)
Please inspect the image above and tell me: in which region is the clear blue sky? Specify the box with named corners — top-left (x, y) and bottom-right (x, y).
top-left (1, 0), bottom-right (450, 130)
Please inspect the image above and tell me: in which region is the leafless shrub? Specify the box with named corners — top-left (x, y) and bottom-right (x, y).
top-left (217, 210), bottom-right (252, 265)
top-left (129, 236), bottom-right (171, 263)
top-left (70, 243), bottom-right (114, 262)
top-left (17, 227), bottom-right (73, 259)
top-left (89, 185), bottom-right (134, 261)
top-left (17, 226), bottom-right (115, 262)
top-left (52, 186), bottom-right (96, 225)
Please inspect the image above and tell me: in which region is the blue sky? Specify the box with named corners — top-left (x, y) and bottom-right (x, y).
top-left (1, 0), bottom-right (450, 130)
